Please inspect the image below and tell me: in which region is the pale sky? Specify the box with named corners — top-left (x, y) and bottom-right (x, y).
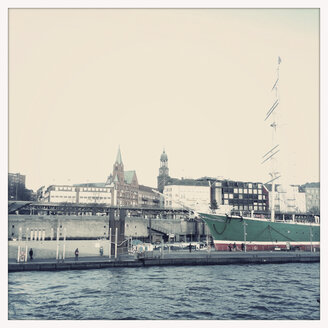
top-left (8, 8), bottom-right (320, 191)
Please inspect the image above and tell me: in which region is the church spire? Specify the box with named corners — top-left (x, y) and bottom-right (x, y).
top-left (116, 146), bottom-right (123, 165)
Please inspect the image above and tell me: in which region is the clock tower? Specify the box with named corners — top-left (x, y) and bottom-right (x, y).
top-left (157, 149), bottom-right (170, 193)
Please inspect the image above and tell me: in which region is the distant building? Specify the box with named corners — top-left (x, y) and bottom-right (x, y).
top-left (106, 147), bottom-right (139, 206)
top-left (8, 173), bottom-right (35, 201)
top-left (301, 182), bottom-right (320, 214)
top-left (265, 184), bottom-right (306, 213)
top-left (138, 185), bottom-right (160, 207)
top-left (42, 184), bottom-right (112, 204)
top-left (212, 179), bottom-right (269, 212)
top-left (163, 178), bottom-right (210, 210)
top-left (157, 149), bottom-right (170, 193)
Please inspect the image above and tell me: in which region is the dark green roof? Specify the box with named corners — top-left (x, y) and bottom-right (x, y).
top-left (74, 183), bottom-right (107, 188)
top-left (124, 171), bottom-right (136, 184)
top-left (166, 178), bottom-right (209, 187)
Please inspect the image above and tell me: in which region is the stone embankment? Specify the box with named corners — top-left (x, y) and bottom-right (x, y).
top-left (8, 250), bottom-right (319, 272)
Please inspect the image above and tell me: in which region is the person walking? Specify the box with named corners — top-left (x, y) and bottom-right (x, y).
top-left (29, 248), bottom-right (33, 260)
top-left (188, 243), bottom-right (192, 253)
top-left (75, 248), bottom-right (79, 261)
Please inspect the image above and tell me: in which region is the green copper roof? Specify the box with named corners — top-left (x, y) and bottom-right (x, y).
top-left (160, 149), bottom-right (168, 161)
top-left (124, 171), bottom-right (136, 184)
top-left (116, 147), bottom-right (123, 164)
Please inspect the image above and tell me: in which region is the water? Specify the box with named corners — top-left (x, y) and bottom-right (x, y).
top-left (8, 263), bottom-right (320, 320)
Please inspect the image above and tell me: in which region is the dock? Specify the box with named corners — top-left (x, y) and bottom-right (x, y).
top-left (8, 250), bottom-right (320, 272)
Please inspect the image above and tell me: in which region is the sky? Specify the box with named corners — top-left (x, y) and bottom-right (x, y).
top-left (8, 8), bottom-right (320, 191)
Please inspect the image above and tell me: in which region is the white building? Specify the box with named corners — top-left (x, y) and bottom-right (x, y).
top-left (268, 184), bottom-right (306, 213)
top-left (163, 182), bottom-right (210, 211)
top-left (42, 184), bottom-right (112, 205)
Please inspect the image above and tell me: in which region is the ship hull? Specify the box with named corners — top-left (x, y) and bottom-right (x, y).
top-left (200, 213), bottom-right (320, 252)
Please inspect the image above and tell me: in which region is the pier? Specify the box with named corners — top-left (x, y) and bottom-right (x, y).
top-left (8, 251), bottom-right (319, 272)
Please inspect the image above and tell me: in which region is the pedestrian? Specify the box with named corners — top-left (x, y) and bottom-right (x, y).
top-left (29, 248), bottom-right (33, 260)
top-left (228, 244), bottom-right (232, 252)
top-left (241, 243), bottom-right (245, 251)
top-left (233, 242), bottom-right (237, 252)
top-left (75, 248), bottom-right (79, 260)
top-left (100, 246), bottom-right (103, 256)
top-left (189, 243), bottom-right (192, 253)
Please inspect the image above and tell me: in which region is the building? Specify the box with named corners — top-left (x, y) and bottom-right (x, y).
top-left (138, 185), bottom-right (161, 207)
top-left (163, 178), bottom-right (211, 210)
top-left (301, 182), bottom-right (320, 214)
top-left (42, 184), bottom-right (112, 204)
top-left (210, 179), bottom-right (269, 213)
top-left (8, 173), bottom-right (35, 201)
top-left (106, 147), bottom-right (139, 206)
top-left (157, 149), bottom-right (170, 193)
top-left (265, 184), bottom-right (306, 214)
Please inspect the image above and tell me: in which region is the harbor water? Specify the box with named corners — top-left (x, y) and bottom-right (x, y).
top-left (8, 262), bottom-right (320, 320)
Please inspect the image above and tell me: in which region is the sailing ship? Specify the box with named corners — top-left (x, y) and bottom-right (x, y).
top-left (199, 57), bottom-right (320, 252)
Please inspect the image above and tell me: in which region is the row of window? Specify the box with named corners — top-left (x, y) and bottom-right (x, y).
top-left (222, 188), bottom-right (263, 194)
top-left (223, 193), bottom-right (266, 200)
top-left (230, 204), bottom-right (266, 211)
top-left (221, 182), bottom-right (263, 189)
top-left (80, 187), bottom-right (109, 192)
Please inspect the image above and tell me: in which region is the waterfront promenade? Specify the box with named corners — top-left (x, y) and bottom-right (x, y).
top-left (8, 250), bottom-right (320, 272)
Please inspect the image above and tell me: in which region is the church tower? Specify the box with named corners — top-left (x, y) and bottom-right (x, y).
top-left (112, 146), bottom-right (124, 184)
top-left (157, 149), bottom-right (170, 193)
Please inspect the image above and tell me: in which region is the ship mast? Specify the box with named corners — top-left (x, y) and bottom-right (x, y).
top-left (263, 57), bottom-right (282, 222)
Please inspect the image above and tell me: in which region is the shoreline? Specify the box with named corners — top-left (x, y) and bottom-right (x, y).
top-left (8, 250), bottom-right (320, 272)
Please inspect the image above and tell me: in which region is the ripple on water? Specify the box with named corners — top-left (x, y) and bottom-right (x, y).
top-left (8, 263), bottom-right (320, 320)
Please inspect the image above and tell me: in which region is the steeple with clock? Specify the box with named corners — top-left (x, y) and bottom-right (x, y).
top-left (157, 149), bottom-right (170, 193)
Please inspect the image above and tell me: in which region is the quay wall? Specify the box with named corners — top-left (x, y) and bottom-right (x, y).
top-left (8, 252), bottom-right (320, 272)
top-left (8, 215), bottom-right (209, 242)
top-left (8, 240), bottom-right (112, 260)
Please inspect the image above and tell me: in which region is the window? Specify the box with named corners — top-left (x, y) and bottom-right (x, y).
top-left (244, 189), bottom-right (248, 194)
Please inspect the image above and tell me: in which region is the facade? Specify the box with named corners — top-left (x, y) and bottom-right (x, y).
top-left (157, 149), bottom-right (170, 193)
top-left (268, 184), bottom-right (306, 213)
top-left (42, 184), bottom-right (112, 204)
top-left (138, 185), bottom-right (160, 207)
top-left (302, 183), bottom-right (320, 214)
top-left (106, 147), bottom-right (139, 206)
top-left (212, 179), bottom-right (269, 212)
top-left (8, 173), bottom-right (35, 201)
top-left (164, 179), bottom-right (210, 210)
top-left (8, 173), bottom-right (26, 200)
